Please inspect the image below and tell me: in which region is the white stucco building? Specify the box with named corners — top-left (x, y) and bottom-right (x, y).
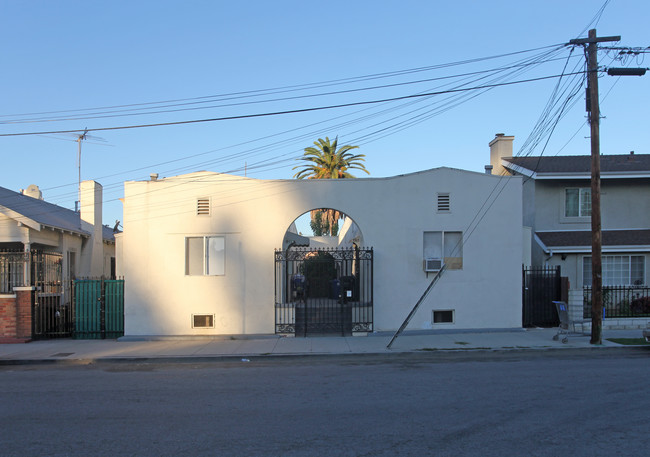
top-left (119, 167), bottom-right (523, 337)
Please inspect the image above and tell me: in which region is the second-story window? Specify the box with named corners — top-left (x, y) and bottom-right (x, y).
top-left (565, 188), bottom-right (591, 217)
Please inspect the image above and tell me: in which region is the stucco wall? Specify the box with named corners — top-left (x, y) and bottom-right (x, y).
top-left (121, 168), bottom-right (523, 336)
top-left (534, 178), bottom-right (650, 231)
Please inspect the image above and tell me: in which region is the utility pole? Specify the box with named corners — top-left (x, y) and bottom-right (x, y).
top-left (569, 29), bottom-right (647, 344)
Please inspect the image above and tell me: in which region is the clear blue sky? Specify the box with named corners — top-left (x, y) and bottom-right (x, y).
top-left (1, 0), bottom-right (648, 228)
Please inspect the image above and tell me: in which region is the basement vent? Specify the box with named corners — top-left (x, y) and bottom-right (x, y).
top-left (433, 310), bottom-right (454, 324)
top-left (192, 314), bottom-right (215, 328)
top-left (197, 198), bottom-right (210, 216)
top-left (437, 193), bottom-right (450, 212)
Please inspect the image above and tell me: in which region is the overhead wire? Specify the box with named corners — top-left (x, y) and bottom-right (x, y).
top-left (3, 43), bottom-right (583, 221)
top-left (0, 43), bottom-right (565, 122)
top-left (13, 44), bottom-right (574, 208)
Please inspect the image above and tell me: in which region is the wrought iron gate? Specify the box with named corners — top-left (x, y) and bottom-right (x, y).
top-left (522, 265), bottom-right (561, 327)
top-left (32, 252), bottom-right (71, 339)
top-left (275, 247), bottom-right (373, 336)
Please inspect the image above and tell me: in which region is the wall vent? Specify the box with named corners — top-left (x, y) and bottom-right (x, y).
top-left (437, 193), bottom-right (450, 212)
top-left (433, 310), bottom-right (454, 324)
top-left (197, 198), bottom-right (210, 216)
top-left (192, 314), bottom-right (215, 328)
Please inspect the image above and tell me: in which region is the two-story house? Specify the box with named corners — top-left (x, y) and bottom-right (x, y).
top-left (489, 133), bottom-right (650, 329)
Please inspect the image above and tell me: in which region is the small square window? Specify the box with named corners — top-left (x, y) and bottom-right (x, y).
top-left (185, 236), bottom-right (225, 276)
top-left (565, 188), bottom-right (590, 217)
top-left (423, 231), bottom-right (463, 270)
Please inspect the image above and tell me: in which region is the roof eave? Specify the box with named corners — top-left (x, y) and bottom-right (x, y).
top-left (545, 245), bottom-right (650, 253)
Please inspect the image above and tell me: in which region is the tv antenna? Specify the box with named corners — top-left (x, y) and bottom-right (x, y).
top-left (74, 128), bottom-right (106, 210)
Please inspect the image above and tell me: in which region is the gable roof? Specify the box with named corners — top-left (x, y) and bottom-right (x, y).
top-left (0, 185), bottom-right (115, 242)
top-left (503, 153), bottom-right (650, 179)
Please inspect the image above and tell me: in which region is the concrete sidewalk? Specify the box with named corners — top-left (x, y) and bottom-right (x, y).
top-left (1, 328), bottom-right (647, 365)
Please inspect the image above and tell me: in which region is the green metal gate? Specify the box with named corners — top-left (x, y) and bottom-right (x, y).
top-left (74, 278), bottom-right (124, 339)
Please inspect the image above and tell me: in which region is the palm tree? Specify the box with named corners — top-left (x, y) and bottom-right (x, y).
top-left (293, 137), bottom-right (368, 236)
top-left (293, 137), bottom-right (368, 180)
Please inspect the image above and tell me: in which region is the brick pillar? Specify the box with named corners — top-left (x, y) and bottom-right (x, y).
top-left (14, 287), bottom-right (35, 340)
top-left (0, 294), bottom-right (18, 339)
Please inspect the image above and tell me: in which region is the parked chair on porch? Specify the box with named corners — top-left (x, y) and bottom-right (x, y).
top-left (552, 301), bottom-right (589, 343)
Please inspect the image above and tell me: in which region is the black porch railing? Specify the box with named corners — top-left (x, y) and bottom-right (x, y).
top-left (0, 251), bottom-right (27, 293)
top-left (583, 286), bottom-right (650, 318)
top-left (0, 250), bottom-right (63, 293)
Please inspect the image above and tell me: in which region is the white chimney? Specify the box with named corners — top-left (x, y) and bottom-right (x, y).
top-left (79, 180), bottom-right (104, 277)
top-left (488, 133), bottom-right (514, 176)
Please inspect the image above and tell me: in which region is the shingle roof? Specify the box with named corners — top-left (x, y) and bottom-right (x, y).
top-left (0, 185), bottom-right (115, 242)
top-left (537, 230), bottom-right (650, 248)
top-left (505, 153), bottom-right (650, 175)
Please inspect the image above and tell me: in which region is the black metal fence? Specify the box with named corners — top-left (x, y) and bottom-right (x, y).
top-left (275, 247), bottom-right (373, 336)
top-left (583, 286), bottom-right (650, 318)
top-left (522, 265), bottom-right (561, 327)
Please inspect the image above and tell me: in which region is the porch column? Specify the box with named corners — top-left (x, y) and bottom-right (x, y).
top-left (23, 243), bottom-right (31, 287)
top-left (13, 286), bottom-right (35, 340)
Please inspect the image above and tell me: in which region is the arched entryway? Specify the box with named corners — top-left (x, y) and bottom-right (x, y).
top-left (275, 209), bottom-right (373, 337)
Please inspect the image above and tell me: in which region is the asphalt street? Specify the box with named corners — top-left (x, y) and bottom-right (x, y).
top-left (1, 350), bottom-right (648, 456)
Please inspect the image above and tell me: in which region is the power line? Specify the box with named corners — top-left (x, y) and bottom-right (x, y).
top-left (0, 70), bottom-right (587, 138)
top-left (2, 55), bottom-right (574, 125)
top-left (0, 43), bottom-right (565, 121)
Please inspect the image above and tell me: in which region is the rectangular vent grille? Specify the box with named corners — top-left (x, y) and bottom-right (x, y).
top-left (192, 314), bottom-right (214, 328)
top-left (437, 193), bottom-right (450, 212)
top-left (424, 258), bottom-right (443, 272)
top-left (197, 198), bottom-right (210, 216)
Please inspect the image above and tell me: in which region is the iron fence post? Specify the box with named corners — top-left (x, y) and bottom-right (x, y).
top-left (100, 276), bottom-right (106, 339)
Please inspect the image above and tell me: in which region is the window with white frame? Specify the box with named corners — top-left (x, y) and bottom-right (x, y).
top-left (582, 255), bottom-right (645, 286)
top-left (565, 188), bottom-right (591, 217)
top-left (423, 231), bottom-right (463, 270)
top-left (185, 236), bottom-right (225, 276)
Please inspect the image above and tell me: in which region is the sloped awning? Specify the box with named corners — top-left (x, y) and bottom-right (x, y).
top-left (535, 229), bottom-right (650, 254)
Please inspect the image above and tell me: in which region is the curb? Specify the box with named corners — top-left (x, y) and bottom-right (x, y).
top-left (1, 344), bottom-right (647, 367)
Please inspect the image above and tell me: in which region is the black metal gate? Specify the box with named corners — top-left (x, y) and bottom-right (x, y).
top-left (32, 251), bottom-right (72, 339)
top-left (522, 265), bottom-right (561, 327)
top-left (275, 247), bottom-right (373, 336)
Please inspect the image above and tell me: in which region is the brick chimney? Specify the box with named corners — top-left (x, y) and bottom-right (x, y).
top-left (488, 133), bottom-right (514, 176)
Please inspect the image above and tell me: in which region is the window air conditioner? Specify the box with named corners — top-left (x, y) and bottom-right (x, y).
top-left (424, 258), bottom-right (443, 272)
